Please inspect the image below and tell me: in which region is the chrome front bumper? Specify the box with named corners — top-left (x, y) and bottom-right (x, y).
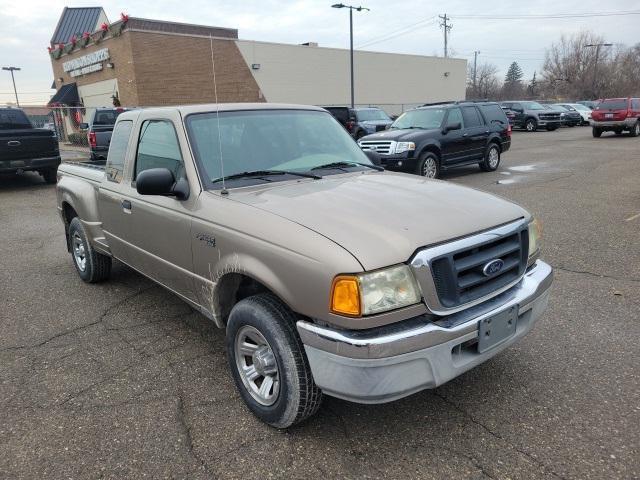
top-left (297, 260), bottom-right (553, 404)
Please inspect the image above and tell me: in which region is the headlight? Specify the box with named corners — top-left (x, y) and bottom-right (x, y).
top-left (528, 217), bottom-right (543, 265)
top-left (393, 142), bottom-right (415, 154)
top-left (330, 265), bottom-right (421, 317)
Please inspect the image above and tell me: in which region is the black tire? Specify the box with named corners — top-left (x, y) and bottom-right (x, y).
top-left (355, 129), bottom-right (366, 140)
top-left (41, 168), bottom-right (57, 184)
top-left (592, 127), bottom-right (602, 138)
top-left (226, 293), bottom-right (322, 428)
top-left (416, 151), bottom-right (440, 179)
top-left (546, 125), bottom-right (558, 131)
top-left (68, 217), bottom-right (111, 283)
top-left (479, 143), bottom-right (501, 172)
top-left (525, 118), bottom-right (537, 132)
top-left (630, 122), bottom-right (640, 137)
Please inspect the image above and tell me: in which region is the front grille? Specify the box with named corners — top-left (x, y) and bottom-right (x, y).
top-left (539, 113), bottom-right (561, 120)
top-left (359, 140), bottom-right (394, 155)
top-left (429, 227), bottom-right (529, 308)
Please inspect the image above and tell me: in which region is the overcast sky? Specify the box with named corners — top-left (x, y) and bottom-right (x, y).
top-left (1, 0), bottom-right (638, 105)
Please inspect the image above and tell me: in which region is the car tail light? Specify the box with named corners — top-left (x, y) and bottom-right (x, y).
top-left (88, 131), bottom-right (97, 148)
top-left (507, 124), bottom-right (512, 137)
top-left (346, 120), bottom-right (355, 133)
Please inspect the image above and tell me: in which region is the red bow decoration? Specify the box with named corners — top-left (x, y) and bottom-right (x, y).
top-left (82, 32), bottom-right (90, 39)
top-left (120, 12), bottom-right (129, 22)
top-left (100, 22), bottom-right (109, 31)
top-left (47, 46), bottom-right (53, 53)
top-left (58, 43), bottom-right (65, 50)
top-left (70, 35), bottom-right (77, 44)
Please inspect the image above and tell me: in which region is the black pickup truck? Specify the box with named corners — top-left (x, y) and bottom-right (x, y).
top-left (0, 107), bottom-right (60, 183)
top-left (80, 108), bottom-right (126, 161)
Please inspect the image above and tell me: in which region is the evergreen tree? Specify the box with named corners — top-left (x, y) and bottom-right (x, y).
top-left (505, 62), bottom-right (524, 85)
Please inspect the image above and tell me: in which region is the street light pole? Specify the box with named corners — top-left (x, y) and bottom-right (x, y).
top-left (584, 43), bottom-right (612, 99)
top-left (331, 3), bottom-right (369, 108)
top-left (2, 66), bottom-right (21, 107)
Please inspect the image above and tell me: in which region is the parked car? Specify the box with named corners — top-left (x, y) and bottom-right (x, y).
top-left (577, 100), bottom-right (599, 110)
top-left (591, 97), bottom-right (640, 137)
top-left (501, 105), bottom-right (516, 125)
top-left (555, 103), bottom-right (592, 125)
top-left (322, 106), bottom-right (393, 138)
top-left (550, 104), bottom-right (582, 127)
top-left (500, 101), bottom-right (563, 132)
top-left (358, 101), bottom-right (511, 178)
top-left (79, 108), bottom-right (127, 160)
top-left (0, 107), bottom-right (60, 183)
top-left (56, 103), bottom-right (552, 428)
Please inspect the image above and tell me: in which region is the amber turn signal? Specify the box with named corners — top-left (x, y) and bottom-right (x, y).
top-left (330, 275), bottom-right (361, 317)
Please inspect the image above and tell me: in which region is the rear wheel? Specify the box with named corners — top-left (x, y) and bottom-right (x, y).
top-left (226, 293), bottom-right (322, 428)
top-left (525, 118), bottom-right (537, 132)
top-left (480, 143), bottom-right (501, 172)
top-left (41, 168), bottom-right (57, 184)
top-left (416, 151), bottom-right (440, 179)
top-left (630, 122), bottom-right (640, 137)
top-left (68, 217), bottom-right (111, 283)
top-left (592, 127), bottom-right (602, 138)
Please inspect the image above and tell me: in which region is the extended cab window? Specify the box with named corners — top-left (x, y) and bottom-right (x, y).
top-left (135, 120), bottom-right (185, 181)
top-left (105, 120), bottom-right (133, 183)
top-left (462, 106), bottom-right (483, 127)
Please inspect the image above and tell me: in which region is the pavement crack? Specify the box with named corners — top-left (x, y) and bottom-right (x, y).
top-left (433, 391), bottom-right (569, 480)
top-left (176, 394), bottom-right (216, 478)
top-left (554, 265), bottom-right (640, 283)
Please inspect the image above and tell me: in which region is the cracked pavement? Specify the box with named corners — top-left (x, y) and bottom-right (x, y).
top-left (1, 127), bottom-right (639, 479)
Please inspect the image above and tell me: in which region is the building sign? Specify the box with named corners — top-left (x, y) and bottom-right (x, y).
top-left (63, 48), bottom-right (110, 77)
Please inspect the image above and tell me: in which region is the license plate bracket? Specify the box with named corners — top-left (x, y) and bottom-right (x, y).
top-left (605, 113), bottom-right (613, 119)
top-left (477, 306), bottom-right (518, 353)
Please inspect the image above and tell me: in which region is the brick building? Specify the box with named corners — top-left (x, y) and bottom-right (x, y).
top-left (48, 8), bottom-right (466, 126)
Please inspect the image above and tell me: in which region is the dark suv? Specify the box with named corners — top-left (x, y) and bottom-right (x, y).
top-left (500, 101), bottom-right (563, 131)
top-left (358, 101), bottom-right (511, 178)
top-left (322, 106), bottom-right (393, 139)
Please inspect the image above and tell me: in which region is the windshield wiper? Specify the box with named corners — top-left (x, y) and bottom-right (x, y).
top-left (311, 161), bottom-right (384, 172)
top-left (211, 169), bottom-right (322, 183)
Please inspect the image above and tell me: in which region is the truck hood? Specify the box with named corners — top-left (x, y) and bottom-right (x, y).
top-left (229, 172), bottom-right (529, 271)
top-left (361, 128), bottom-right (440, 142)
top-left (361, 120), bottom-right (394, 127)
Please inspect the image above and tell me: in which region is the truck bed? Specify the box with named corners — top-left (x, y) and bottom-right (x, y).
top-left (59, 160), bottom-right (105, 184)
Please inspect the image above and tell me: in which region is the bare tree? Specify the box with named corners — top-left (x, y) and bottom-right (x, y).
top-left (466, 62), bottom-right (501, 100)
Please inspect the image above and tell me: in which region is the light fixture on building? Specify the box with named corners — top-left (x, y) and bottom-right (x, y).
top-left (443, 71), bottom-right (450, 77)
top-left (106, 62), bottom-right (114, 68)
top-left (251, 63), bottom-right (260, 70)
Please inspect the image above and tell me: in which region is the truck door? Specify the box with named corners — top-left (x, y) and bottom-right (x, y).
top-left (440, 107), bottom-right (466, 166)
top-left (100, 112), bottom-right (198, 302)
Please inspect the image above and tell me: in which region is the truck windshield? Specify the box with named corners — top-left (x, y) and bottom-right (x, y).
top-left (93, 109), bottom-right (123, 125)
top-left (185, 109), bottom-right (373, 188)
top-left (357, 109), bottom-right (390, 121)
top-left (0, 110), bottom-right (31, 129)
top-left (522, 102), bottom-right (546, 110)
top-left (391, 108), bottom-right (445, 130)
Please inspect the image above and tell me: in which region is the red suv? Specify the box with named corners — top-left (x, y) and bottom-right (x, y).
top-left (591, 97), bottom-right (640, 137)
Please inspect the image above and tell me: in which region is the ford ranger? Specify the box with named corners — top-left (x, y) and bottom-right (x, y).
top-left (56, 104), bottom-right (553, 428)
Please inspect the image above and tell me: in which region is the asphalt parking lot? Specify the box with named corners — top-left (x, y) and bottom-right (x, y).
top-left (1, 126), bottom-right (639, 479)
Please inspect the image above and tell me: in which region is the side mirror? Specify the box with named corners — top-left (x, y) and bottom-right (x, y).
top-left (79, 122), bottom-right (89, 131)
top-left (136, 168), bottom-right (189, 200)
top-left (443, 122), bottom-right (462, 133)
top-left (364, 150), bottom-right (383, 166)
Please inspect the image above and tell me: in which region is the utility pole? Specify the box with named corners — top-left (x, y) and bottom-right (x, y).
top-left (2, 66), bottom-right (21, 107)
top-left (473, 51), bottom-right (480, 97)
top-left (585, 43), bottom-right (612, 99)
top-left (439, 14), bottom-right (452, 58)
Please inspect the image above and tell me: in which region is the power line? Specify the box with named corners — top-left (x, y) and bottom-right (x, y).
top-left (439, 13), bottom-right (452, 57)
top-left (453, 10), bottom-right (640, 20)
top-left (356, 16), bottom-right (437, 48)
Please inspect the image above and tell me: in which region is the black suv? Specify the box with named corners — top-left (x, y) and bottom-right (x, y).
top-left (500, 101), bottom-right (562, 132)
top-left (321, 106), bottom-right (393, 139)
top-left (358, 101), bottom-right (511, 178)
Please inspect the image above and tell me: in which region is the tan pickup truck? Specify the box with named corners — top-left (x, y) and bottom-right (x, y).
top-left (56, 104), bottom-right (553, 428)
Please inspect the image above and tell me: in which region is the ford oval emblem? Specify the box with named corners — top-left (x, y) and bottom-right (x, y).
top-left (482, 259), bottom-right (504, 277)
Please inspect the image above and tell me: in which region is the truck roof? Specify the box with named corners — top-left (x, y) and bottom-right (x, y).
top-left (117, 103), bottom-right (325, 121)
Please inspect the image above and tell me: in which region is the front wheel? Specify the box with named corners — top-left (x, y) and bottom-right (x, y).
top-left (592, 127), bottom-right (602, 138)
top-left (480, 143), bottom-right (501, 172)
top-left (226, 293), bottom-right (322, 428)
top-left (630, 122), bottom-right (640, 137)
top-left (68, 217), bottom-right (111, 283)
top-left (416, 151), bottom-right (440, 179)
top-left (525, 118), bottom-right (537, 132)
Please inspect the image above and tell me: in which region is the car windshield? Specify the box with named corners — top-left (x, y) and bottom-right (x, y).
top-left (571, 104), bottom-right (590, 111)
top-left (93, 109), bottom-right (124, 125)
top-left (596, 99), bottom-right (628, 110)
top-left (391, 108), bottom-right (445, 129)
top-left (357, 109), bottom-right (390, 121)
top-left (522, 102), bottom-right (546, 110)
top-left (0, 110), bottom-right (31, 129)
top-left (186, 109), bottom-right (374, 189)
top-left (553, 105), bottom-right (568, 111)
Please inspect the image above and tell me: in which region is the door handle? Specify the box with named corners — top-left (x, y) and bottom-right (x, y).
top-left (121, 200), bottom-right (132, 210)
top-left (7, 140), bottom-right (21, 147)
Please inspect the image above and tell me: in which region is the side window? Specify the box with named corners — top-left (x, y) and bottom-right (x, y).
top-left (135, 120), bottom-right (185, 181)
top-left (447, 108), bottom-right (463, 128)
top-left (632, 99), bottom-right (640, 110)
top-left (512, 103), bottom-right (523, 111)
top-left (462, 106), bottom-right (483, 127)
top-left (105, 120), bottom-right (133, 183)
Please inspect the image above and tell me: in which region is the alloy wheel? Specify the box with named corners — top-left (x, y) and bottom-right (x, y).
top-left (72, 232), bottom-right (87, 272)
top-left (422, 157), bottom-right (437, 178)
top-left (488, 147), bottom-right (500, 168)
top-left (234, 325), bottom-right (280, 406)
